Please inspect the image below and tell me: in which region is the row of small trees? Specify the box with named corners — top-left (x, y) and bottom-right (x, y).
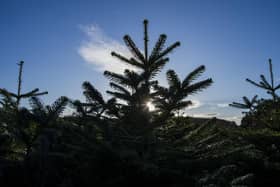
top-left (0, 20), bottom-right (213, 186)
top-left (1, 20), bottom-right (279, 186)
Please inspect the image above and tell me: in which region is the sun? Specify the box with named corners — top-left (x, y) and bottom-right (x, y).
top-left (146, 101), bottom-right (155, 111)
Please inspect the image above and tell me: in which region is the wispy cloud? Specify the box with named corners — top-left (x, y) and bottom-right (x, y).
top-left (217, 103), bottom-right (229, 108)
top-left (222, 116), bottom-right (242, 124)
top-left (78, 24), bottom-right (136, 74)
top-left (190, 113), bottom-right (219, 118)
top-left (184, 100), bottom-right (243, 125)
top-left (187, 99), bottom-right (202, 109)
top-left (188, 112), bottom-right (242, 125)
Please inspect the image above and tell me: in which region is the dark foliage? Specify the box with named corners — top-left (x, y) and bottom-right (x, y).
top-left (1, 21), bottom-right (280, 187)
top-left (231, 59), bottom-right (280, 131)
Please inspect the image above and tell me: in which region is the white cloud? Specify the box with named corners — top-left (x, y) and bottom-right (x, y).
top-left (186, 99), bottom-right (202, 109)
top-left (78, 24), bottom-right (137, 74)
top-left (222, 116), bottom-right (242, 125)
top-left (190, 113), bottom-right (218, 118)
top-left (187, 113), bottom-right (241, 125)
top-left (217, 103), bottom-right (229, 108)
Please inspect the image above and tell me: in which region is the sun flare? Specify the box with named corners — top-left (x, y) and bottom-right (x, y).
top-left (146, 101), bottom-right (155, 111)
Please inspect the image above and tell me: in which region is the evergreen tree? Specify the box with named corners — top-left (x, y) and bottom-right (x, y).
top-left (29, 96), bottom-right (68, 126)
top-left (231, 59), bottom-right (280, 130)
top-left (0, 61), bottom-right (48, 109)
top-left (0, 61), bottom-right (49, 160)
top-left (72, 81), bottom-right (119, 119)
top-left (104, 20), bottom-right (212, 133)
top-left (246, 58), bottom-right (280, 101)
top-left (229, 95), bottom-right (258, 114)
top-left (153, 66), bottom-right (213, 123)
top-left (104, 20), bottom-right (181, 127)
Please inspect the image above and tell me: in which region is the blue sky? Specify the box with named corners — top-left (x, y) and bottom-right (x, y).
top-left (1, 0), bottom-right (280, 123)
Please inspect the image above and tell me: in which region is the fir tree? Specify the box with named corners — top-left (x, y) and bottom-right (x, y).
top-left (0, 61), bottom-right (49, 160)
top-left (104, 20), bottom-right (180, 125)
top-left (153, 66), bottom-right (213, 123)
top-left (246, 58), bottom-right (280, 101)
top-left (229, 95), bottom-right (258, 114)
top-left (0, 61), bottom-right (48, 109)
top-left (72, 81), bottom-right (119, 119)
top-left (104, 20), bottom-right (212, 132)
top-left (230, 59), bottom-right (280, 129)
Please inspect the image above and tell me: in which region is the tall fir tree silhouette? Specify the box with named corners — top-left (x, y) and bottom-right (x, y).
top-left (103, 20), bottom-right (181, 130)
top-left (102, 20), bottom-right (212, 134)
top-left (105, 20), bottom-right (180, 110)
